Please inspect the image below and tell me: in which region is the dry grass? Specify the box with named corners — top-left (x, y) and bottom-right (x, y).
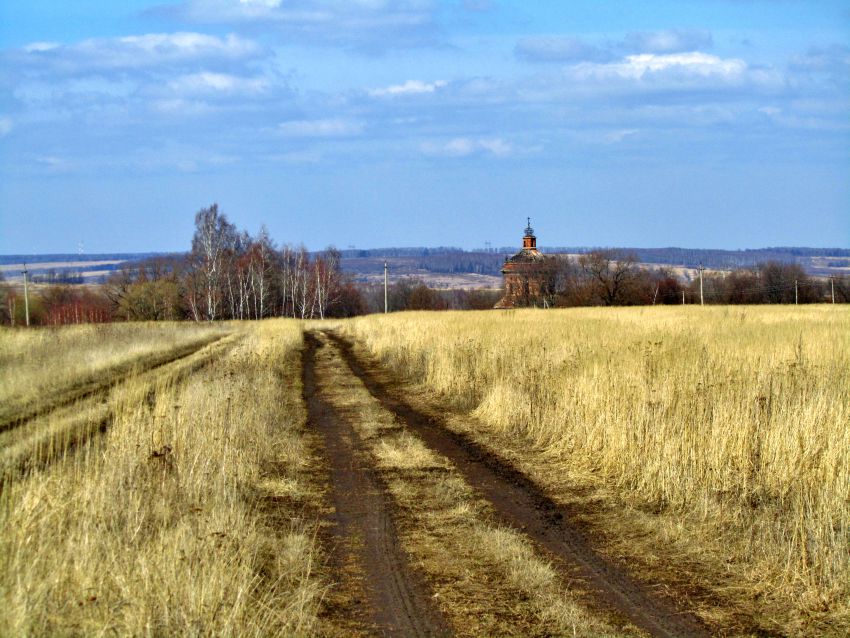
top-left (0, 322), bottom-right (229, 423)
top-left (343, 305), bottom-right (850, 634)
top-left (0, 320), bottom-right (322, 636)
top-left (0, 334), bottom-right (241, 485)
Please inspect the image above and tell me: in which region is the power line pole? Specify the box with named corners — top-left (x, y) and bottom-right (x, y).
top-left (22, 264), bottom-right (30, 327)
top-left (682, 290), bottom-right (685, 305)
top-left (831, 277), bottom-right (835, 304)
top-left (383, 261), bottom-right (388, 314)
top-left (698, 264), bottom-right (705, 306)
top-left (795, 280), bottom-right (798, 305)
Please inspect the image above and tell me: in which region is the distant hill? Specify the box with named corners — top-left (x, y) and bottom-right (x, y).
top-left (0, 253), bottom-right (167, 266)
top-left (339, 246), bottom-right (850, 279)
top-left (0, 253), bottom-right (171, 283)
top-left (2, 247), bottom-right (848, 285)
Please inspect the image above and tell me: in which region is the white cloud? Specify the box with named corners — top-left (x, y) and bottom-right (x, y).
top-left (573, 52), bottom-right (748, 82)
top-left (278, 118), bottom-right (364, 137)
top-left (0, 117), bottom-right (12, 137)
top-left (603, 129), bottom-right (638, 144)
top-left (239, 0), bottom-right (282, 7)
top-left (23, 42), bottom-right (59, 53)
top-left (34, 156), bottom-right (72, 172)
top-left (17, 32), bottom-right (262, 71)
top-left (369, 79), bottom-right (446, 97)
top-left (624, 29), bottom-right (713, 54)
top-left (151, 98), bottom-right (214, 115)
top-left (477, 138), bottom-right (512, 155)
top-left (790, 45), bottom-right (850, 74)
top-left (421, 137), bottom-right (512, 157)
top-left (515, 30), bottom-right (713, 64)
top-left (168, 0), bottom-right (439, 51)
top-left (515, 37), bottom-right (610, 63)
top-left (169, 71), bottom-right (269, 94)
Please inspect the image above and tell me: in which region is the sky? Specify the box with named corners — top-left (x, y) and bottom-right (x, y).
top-left (0, 0), bottom-right (848, 254)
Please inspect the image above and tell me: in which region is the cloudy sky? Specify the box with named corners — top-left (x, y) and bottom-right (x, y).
top-left (0, 0), bottom-right (848, 253)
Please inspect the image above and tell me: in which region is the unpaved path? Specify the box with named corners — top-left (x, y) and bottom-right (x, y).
top-left (328, 331), bottom-right (712, 638)
top-left (0, 333), bottom-right (234, 433)
top-left (0, 334), bottom-right (240, 490)
top-left (303, 332), bottom-right (450, 637)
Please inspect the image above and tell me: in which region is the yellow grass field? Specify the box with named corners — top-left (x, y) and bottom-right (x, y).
top-left (342, 305), bottom-right (850, 632)
top-left (1, 306), bottom-right (847, 636)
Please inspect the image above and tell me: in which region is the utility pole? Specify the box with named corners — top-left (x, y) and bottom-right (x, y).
top-left (682, 290), bottom-right (685, 305)
top-left (831, 277), bottom-right (835, 304)
top-left (22, 264), bottom-right (30, 326)
top-left (795, 279), bottom-right (798, 305)
top-left (698, 264), bottom-right (705, 306)
top-left (383, 261), bottom-right (388, 314)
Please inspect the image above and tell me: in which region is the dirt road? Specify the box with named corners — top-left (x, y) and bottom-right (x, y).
top-left (305, 329), bottom-right (713, 637)
top-left (304, 332), bottom-right (450, 637)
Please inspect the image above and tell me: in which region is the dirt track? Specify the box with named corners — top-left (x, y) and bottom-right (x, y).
top-left (307, 328), bottom-right (714, 638)
top-left (0, 334), bottom-right (240, 489)
top-left (304, 332), bottom-right (450, 637)
top-left (0, 333), bottom-right (232, 434)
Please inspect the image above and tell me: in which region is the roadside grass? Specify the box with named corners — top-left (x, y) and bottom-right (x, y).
top-left (0, 322), bottom-right (229, 427)
top-left (313, 331), bottom-right (631, 637)
top-left (0, 333), bottom-right (242, 486)
top-left (342, 305), bottom-right (850, 635)
top-left (0, 320), bottom-right (322, 636)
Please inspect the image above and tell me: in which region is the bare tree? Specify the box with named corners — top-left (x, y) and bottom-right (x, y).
top-left (314, 246), bottom-right (342, 320)
top-left (293, 245), bottom-right (311, 319)
top-left (251, 226), bottom-right (275, 319)
top-left (578, 250), bottom-right (641, 306)
top-left (188, 204), bottom-right (238, 321)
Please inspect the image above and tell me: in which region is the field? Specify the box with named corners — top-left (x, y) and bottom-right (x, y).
top-left (1, 306), bottom-right (847, 636)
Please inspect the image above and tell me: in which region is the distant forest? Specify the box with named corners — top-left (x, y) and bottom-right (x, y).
top-left (4, 245), bottom-right (848, 282)
top-left (338, 246), bottom-right (850, 278)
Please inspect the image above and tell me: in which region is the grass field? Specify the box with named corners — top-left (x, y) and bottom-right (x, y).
top-left (342, 305), bottom-right (850, 634)
top-left (1, 306), bottom-right (847, 636)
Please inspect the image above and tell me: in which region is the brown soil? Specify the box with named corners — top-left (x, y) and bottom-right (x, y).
top-left (303, 332), bottom-right (451, 637)
top-left (327, 330), bottom-right (716, 638)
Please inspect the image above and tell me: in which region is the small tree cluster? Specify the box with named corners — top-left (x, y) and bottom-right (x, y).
top-left (549, 252), bottom-right (845, 307)
top-left (104, 203), bottom-right (359, 322)
top-left (687, 261), bottom-right (843, 304)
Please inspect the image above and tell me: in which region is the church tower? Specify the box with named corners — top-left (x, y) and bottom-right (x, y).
top-left (494, 218), bottom-right (554, 309)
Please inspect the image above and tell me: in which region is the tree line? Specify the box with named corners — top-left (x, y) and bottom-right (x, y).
top-left (1, 206), bottom-right (848, 326)
top-left (513, 251), bottom-right (849, 308)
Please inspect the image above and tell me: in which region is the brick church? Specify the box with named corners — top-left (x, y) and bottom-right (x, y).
top-left (494, 219), bottom-right (557, 309)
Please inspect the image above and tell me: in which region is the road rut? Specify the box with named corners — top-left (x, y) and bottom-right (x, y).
top-left (328, 330), bottom-right (712, 638)
top-left (304, 332), bottom-right (450, 637)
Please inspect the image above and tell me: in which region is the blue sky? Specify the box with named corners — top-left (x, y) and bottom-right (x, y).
top-left (0, 0), bottom-right (848, 253)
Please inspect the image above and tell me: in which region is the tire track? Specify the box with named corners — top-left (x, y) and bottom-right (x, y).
top-left (0, 333), bottom-right (232, 434)
top-left (303, 332), bottom-right (450, 638)
top-left (328, 330), bottom-right (712, 638)
top-left (0, 333), bottom-right (240, 489)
